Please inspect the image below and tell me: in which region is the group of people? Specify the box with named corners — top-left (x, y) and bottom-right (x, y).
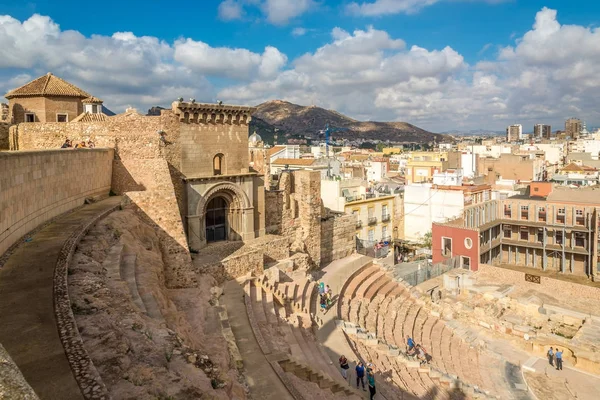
top-left (338, 356), bottom-right (377, 399)
top-left (318, 281), bottom-right (333, 313)
top-left (547, 347), bottom-right (564, 370)
top-left (61, 138), bottom-right (95, 149)
top-left (407, 335), bottom-right (430, 365)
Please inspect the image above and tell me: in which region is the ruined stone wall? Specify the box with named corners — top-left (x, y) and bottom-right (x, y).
top-left (265, 170), bottom-right (355, 269)
top-left (0, 149), bottom-right (113, 256)
top-left (320, 213), bottom-right (356, 265)
top-left (477, 263), bottom-right (600, 303)
top-left (9, 111), bottom-right (194, 287)
top-left (0, 342), bottom-right (39, 399)
top-left (0, 122), bottom-right (9, 150)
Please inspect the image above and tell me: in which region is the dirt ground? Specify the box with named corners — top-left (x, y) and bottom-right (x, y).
top-left (523, 371), bottom-right (574, 400)
top-left (69, 209), bottom-right (248, 399)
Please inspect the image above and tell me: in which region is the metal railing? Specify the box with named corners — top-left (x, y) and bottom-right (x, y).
top-left (396, 257), bottom-right (459, 287)
top-left (381, 214), bottom-right (391, 222)
top-left (356, 238), bottom-right (390, 258)
top-left (368, 217), bottom-right (377, 225)
top-left (356, 220), bottom-right (362, 229)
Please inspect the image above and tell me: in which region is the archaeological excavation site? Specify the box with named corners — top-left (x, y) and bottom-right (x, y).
top-left (1, 74), bottom-right (600, 400)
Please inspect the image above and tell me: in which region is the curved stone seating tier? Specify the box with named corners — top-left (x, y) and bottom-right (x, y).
top-left (336, 263), bottom-right (511, 398)
top-left (244, 279), bottom-right (362, 399)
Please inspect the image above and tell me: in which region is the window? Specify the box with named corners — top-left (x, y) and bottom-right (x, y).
top-left (504, 204), bottom-right (511, 217)
top-left (521, 205), bottom-right (529, 220)
top-left (575, 232), bottom-right (585, 247)
top-left (555, 231), bottom-right (563, 245)
top-left (537, 229), bottom-right (544, 243)
top-left (382, 225), bottom-right (388, 240)
top-left (503, 226), bottom-right (512, 239)
top-left (213, 153), bottom-right (224, 175)
top-left (576, 209), bottom-right (585, 226)
top-left (382, 204), bottom-right (390, 221)
top-left (461, 256), bottom-right (470, 270)
top-left (538, 207), bottom-right (546, 222)
top-left (442, 237), bottom-right (452, 256)
top-left (56, 113), bottom-right (68, 122)
top-left (464, 237), bottom-right (473, 249)
top-left (368, 229), bottom-right (374, 241)
top-left (92, 104), bottom-right (98, 113)
top-left (556, 208), bottom-right (565, 224)
top-left (25, 113), bottom-right (35, 122)
top-left (520, 227), bottom-right (529, 241)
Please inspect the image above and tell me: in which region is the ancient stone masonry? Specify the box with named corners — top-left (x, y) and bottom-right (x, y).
top-left (265, 170), bottom-right (356, 269)
top-left (0, 122), bottom-right (8, 150)
top-left (0, 149), bottom-right (113, 256)
top-left (0, 343), bottom-right (39, 400)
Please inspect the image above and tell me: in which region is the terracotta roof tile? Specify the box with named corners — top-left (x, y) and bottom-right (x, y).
top-left (5, 73), bottom-right (91, 99)
top-left (71, 112), bottom-right (109, 123)
top-left (82, 96), bottom-right (103, 104)
top-left (267, 146), bottom-right (285, 157)
top-left (272, 158), bottom-right (315, 166)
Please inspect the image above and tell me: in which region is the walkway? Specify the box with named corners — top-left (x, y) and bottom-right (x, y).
top-left (523, 356), bottom-right (600, 400)
top-left (315, 254), bottom-right (383, 400)
top-left (0, 197), bottom-right (121, 400)
top-left (222, 279), bottom-right (293, 400)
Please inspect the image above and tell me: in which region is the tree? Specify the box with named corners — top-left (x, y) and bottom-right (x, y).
top-left (376, 142), bottom-right (386, 152)
top-left (421, 231), bottom-right (432, 248)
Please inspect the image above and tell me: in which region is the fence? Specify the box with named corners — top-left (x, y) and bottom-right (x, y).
top-left (356, 238), bottom-right (390, 258)
top-left (395, 257), bottom-right (459, 287)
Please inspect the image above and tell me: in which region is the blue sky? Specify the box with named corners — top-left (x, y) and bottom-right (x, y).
top-left (0, 0), bottom-right (599, 131)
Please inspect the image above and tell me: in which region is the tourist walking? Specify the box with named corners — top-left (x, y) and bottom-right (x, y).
top-left (547, 347), bottom-right (554, 367)
top-left (339, 355), bottom-right (349, 379)
top-left (319, 294), bottom-right (327, 313)
top-left (61, 139), bottom-right (72, 148)
top-left (367, 364), bottom-right (376, 399)
top-left (318, 281), bottom-right (325, 296)
top-left (355, 361), bottom-right (366, 390)
top-left (555, 349), bottom-right (563, 370)
top-left (325, 284), bottom-right (333, 306)
top-left (406, 335), bottom-right (415, 352)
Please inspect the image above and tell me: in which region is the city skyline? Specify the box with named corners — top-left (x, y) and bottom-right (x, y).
top-left (0, 1), bottom-right (599, 132)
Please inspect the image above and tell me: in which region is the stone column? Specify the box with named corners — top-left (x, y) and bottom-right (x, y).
top-left (241, 208), bottom-right (256, 241)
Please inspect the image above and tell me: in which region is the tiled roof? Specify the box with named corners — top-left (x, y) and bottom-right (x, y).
top-left (272, 158), bottom-right (315, 166)
top-left (82, 96), bottom-right (103, 104)
top-left (71, 112), bottom-right (109, 123)
top-left (267, 146), bottom-right (285, 157)
top-left (5, 73), bottom-right (91, 99)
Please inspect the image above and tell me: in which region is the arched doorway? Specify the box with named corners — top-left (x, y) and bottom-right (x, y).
top-left (206, 196), bottom-right (228, 242)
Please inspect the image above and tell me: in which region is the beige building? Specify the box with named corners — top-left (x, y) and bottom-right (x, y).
top-left (348, 195), bottom-right (396, 243)
top-left (506, 124), bottom-right (522, 142)
top-left (565, 118), bottom-right (582, 139)
top-left (404, 151), bottom-right (449, 183)
top-left (5, 73), bottom-right (90, 123)
top-left (478, 153), bottom-right (545, 182)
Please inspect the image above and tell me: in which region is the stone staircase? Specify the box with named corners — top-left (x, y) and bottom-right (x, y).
top-left (243, 279), bottom-right (365, 399)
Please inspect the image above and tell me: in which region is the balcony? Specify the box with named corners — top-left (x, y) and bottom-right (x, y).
top-left (381, 214), bottom-right (391, 222)
top-left (356, 220), bottom-right (363, 229)
top-left (368, 217), bottom-right (377, 225)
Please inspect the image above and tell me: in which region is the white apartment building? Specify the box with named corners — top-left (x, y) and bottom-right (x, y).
top-left (366, 159), bottom-right (388, 182)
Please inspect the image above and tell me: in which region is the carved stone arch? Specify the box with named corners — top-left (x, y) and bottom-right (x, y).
top-left (196, 181), bottom-right (252, 216)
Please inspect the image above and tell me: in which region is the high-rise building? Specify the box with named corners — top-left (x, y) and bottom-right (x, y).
top-left (506, 124), bottom-right (522, 142)
top-left (533, 124), bottom-right (552, 139)
top-left (565, 118), bottom-right (582, 139)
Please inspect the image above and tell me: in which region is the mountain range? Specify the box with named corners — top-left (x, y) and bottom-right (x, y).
top-left (250, 100), bottom-right (445, 144)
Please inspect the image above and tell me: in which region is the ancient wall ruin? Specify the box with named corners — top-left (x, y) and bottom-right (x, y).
top-left (0, 122), bottom-right (9, 150)
top-left (0, 149), bottom-right (113, 256)
top-left (265, 170), bottom-right (356, 269)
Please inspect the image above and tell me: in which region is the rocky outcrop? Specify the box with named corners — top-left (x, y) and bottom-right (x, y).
top-left (0, 343), bottom-right (39, 400)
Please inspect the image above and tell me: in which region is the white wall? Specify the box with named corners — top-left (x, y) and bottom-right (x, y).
top-left (366, 161), bottom-right (387, 182)
top-left (403, 184), bottom-right (465, 241)
top-left (460, 153), bottom-right (476, 177)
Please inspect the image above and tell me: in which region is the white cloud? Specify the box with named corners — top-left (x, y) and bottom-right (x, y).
top-left (347, 0), bottom-right (507, 17)
top-left (292, 27), bottom-right (307, 36)
top-left (2, 8), bottom-right (600, 131)
top-left (218, 0), bottom-right (244, 21)
top-left (347, 0), bottom-right (439, 16)
top-left (217, 0), bottom-right (314, 25)
top-left (173, 39), bottom-right (287, 80)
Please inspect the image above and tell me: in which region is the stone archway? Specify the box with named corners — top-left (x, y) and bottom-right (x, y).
top-left (188, 182), bottom-right (255, 250)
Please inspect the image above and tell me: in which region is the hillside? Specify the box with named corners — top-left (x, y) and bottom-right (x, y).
top-left (250, 100), bottom-right (443, 144)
